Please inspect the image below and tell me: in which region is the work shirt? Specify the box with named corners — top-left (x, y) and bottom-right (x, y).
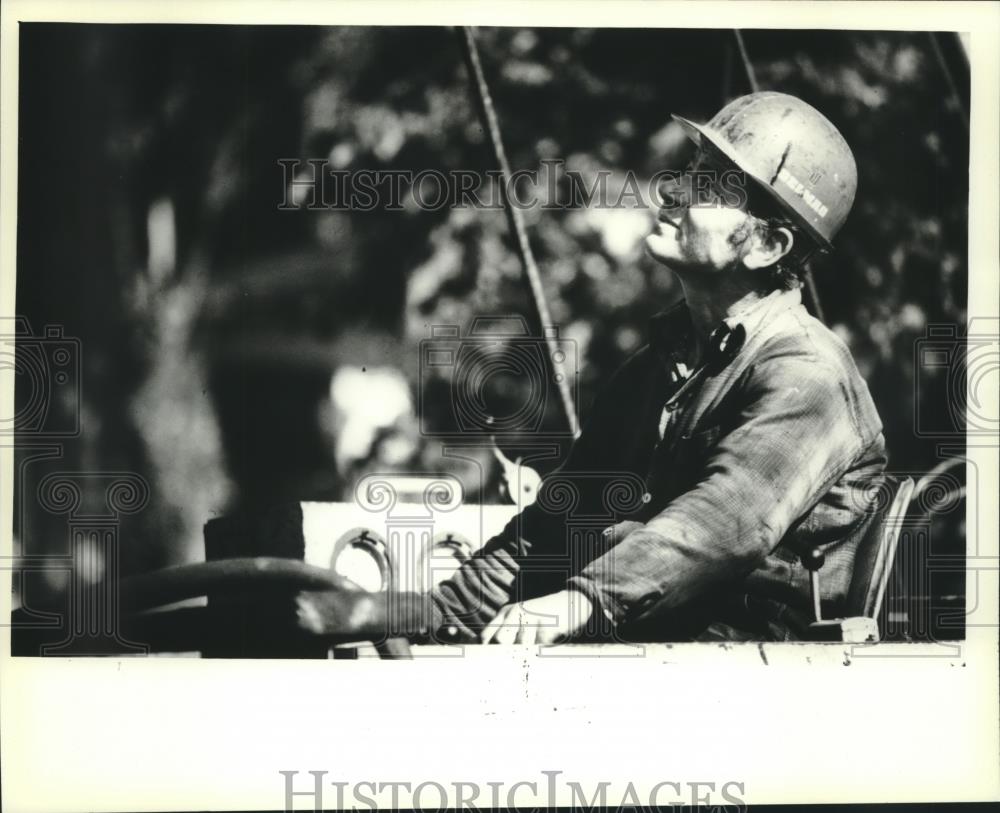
top-left (430, 287), bottom-right (887, 642)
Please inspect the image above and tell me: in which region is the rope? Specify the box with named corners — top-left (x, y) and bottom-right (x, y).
top-left (732, 28), bottom-right (826, 325)
top-left (927, 32), bottom-right (970, 134)
top-left (733, 30), bottom-right (760, 93)
top-left (802, 268), bottom-right (826, 324)
top-left (457, 27), bottom-right (580, 439)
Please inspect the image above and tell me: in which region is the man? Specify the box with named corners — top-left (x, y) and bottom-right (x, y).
top-left (429, 91), bottom-right (887, 644)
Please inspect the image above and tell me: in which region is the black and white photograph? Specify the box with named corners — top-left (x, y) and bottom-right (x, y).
top-left (2, 1), bottom-right (998, 810)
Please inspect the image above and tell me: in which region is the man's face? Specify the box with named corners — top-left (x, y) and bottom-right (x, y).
top-left (645, 147), bottom-right (756, 274)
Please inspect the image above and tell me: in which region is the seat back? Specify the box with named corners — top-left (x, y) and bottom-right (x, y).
top-left (844, 476), bottom-right (915, 620)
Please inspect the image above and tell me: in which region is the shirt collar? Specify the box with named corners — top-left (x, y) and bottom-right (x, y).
top-left (649, 287), bottom-right (802, 371)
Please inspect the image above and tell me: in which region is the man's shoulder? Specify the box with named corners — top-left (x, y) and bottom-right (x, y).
top-left (750, 301), bottom-right (883, 437)
top-left (756, 300), bottom-right (859, 370)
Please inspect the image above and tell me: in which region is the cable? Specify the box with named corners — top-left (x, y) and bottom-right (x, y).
top-left (802, 268), bottom-right (826, 325)
top-left (732, 28), bottom-right (826, 325)
top-left (733, 30), bottom-right (760, 93)
top-left (457, 26), bottom-right (580, 439)
top-left (927, 32), bottom-right (970, 135)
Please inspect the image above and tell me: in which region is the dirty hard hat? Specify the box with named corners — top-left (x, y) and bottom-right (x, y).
top-left (672, 92), bottom-right (857, 250)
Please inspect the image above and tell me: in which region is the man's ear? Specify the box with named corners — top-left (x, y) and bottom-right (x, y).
top-left (742, 225), bottom-right (794, 270)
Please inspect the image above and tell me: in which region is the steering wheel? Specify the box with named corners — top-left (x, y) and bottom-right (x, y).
top-left (119, 557), bottom-right (426, 658)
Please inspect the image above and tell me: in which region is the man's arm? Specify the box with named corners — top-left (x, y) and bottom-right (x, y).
top-left (429, 350), bottom-right (649, 640)
top-left (567, 353), bottom-right (873, 625)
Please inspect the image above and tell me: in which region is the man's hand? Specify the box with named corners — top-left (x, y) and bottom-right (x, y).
top-left (480, 589), bottom-right (594, 645)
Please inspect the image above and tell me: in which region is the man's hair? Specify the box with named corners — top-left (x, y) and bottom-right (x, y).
top-left (741, 182), bottom-right (820, 291)
top-left (747, 216), bottom-right (815, 291)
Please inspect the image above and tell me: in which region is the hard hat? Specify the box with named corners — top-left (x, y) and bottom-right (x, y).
top-left (672, 92), bottom-right (857, 250)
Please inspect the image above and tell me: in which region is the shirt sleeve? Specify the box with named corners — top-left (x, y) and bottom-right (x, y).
top-left (429, 351), bottom-right (647, 641)
top-left (567, 353), bottom-right (867, 624)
